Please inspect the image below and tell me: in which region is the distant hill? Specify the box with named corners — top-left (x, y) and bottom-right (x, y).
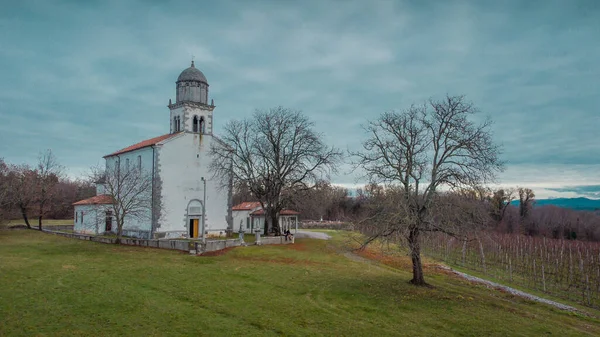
top-left (510, 197), bottom-right (600, 211)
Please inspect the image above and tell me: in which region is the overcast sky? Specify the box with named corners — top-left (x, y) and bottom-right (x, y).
top-left (1, 0), bottom-right (599, 199)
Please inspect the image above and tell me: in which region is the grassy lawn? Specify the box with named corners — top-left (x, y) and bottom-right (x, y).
top-left (1, 230), bottom-right (600, 336)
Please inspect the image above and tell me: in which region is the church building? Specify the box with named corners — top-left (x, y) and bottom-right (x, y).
top-left (73, 61), bottom-right (232, 239)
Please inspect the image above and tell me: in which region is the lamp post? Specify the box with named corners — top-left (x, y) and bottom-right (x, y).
top-left (201, 177), bottom-right (206, 244)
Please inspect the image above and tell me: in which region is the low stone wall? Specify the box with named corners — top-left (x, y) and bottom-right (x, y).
top-left (259, 236), bottom-right (295, 245)
top-left (299, 221), bottom-right (355, 231)
top-left (42, 225), bottom-right (74, 231)
top-left (42, 229), bottom-right (191, 251)
top-left (41, 229), bottom-right (293, 254)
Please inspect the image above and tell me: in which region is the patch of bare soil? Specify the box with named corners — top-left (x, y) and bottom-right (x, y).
top-left (199, 247), bottom-right (236, 257)
top-left (285, 243), bottom-right (308, 251)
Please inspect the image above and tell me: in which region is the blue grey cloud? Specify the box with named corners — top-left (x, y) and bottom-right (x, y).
top-left (0, 0), bottom-right (599, 197)
top-left (546, 185), bottom-right (600, 199)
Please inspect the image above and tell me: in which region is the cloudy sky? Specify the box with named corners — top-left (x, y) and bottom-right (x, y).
top-left (1, 0), bottom-right (598, 199)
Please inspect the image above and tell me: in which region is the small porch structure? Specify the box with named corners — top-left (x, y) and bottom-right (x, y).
top-left (231, 201), bottom-right (300, 234)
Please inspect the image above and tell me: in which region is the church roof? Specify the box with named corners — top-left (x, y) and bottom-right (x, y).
top-left (104, 132), bottom-right (182, 158)
top-left (73, 194), bottom-right (113, 206)
top-left (177, 61), bottom-right (208, 83)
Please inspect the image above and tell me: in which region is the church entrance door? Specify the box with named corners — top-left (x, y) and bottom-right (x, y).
top-left (189, 218), bottom-right (200, 238)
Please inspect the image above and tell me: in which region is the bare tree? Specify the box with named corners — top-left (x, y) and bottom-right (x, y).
top-left (91, 160), bottom-right (153, 243)
top-left (490, 188), bottom-right (516, 230)
top-left (353, 95), bottom-right (503, 285)
top-left (0, 158), bottom-right (8, 223)
top-left (211, 106), bottom-right (342, 235)
top-left (35, 149), bottom-right (64, 230)
top-left (518, 187), bottom-right (535, 235)
top-left (5, 164), bottom-right (37, 229)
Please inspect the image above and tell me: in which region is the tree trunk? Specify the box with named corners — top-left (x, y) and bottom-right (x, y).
top-left (264, 213), bottom-right (271, 235)
top-left (271, 212), bottom-right (280, 235)
top-left (19, 205), bottom-right (31, 229)
top-left (408, 227), bottom-right (426, 286)
top-left (38, 201), bottom-right (44, 230)
top-left (116, 220), bottom-right (124, 244)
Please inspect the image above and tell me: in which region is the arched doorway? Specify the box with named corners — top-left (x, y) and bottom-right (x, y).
top-left (187, 200), bottom-right (203, 238)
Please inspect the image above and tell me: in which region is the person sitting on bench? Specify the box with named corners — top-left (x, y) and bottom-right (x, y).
top-left (284, 229), bottom-right (293, 241)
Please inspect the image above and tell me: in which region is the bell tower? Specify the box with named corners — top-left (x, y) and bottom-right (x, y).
top-left (168, 61), bottom-right (215, 134)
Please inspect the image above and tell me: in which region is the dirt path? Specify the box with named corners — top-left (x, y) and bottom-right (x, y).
top-left (274, 231), bottom-right (586, 314)
top-left (436, 265), bottom-right (581, 313)
top-left (294, 230), bottom-right (332, 240)
top-left (342, 250), bottom-right (583, 314)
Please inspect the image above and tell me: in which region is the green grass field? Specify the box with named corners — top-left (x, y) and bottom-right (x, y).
top-left (1, 229), bottom-right (600, 336)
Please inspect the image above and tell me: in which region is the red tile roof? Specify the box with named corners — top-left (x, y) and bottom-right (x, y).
top-left (250, 209), bottom-right (300, 216)
top-left (232, 201), bottom-right (262, 211)
top-left (104, 132), bottom-right (181, 158)
top-left (73, 194), bottom-right (113, 206)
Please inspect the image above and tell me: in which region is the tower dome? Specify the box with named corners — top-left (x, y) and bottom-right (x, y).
top-left (177, 61), bottom-right (208, 84)
top-left (175, 61), bottom-right (209, 104)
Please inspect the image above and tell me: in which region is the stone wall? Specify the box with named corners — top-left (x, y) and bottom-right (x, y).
top-left (40, 229), bottom-right (293, 254)
top-left (299, 221), bottom-right (354, 231)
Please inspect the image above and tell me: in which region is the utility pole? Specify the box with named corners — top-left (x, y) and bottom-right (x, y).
top-left (201, 177), bottom-right (206, 243)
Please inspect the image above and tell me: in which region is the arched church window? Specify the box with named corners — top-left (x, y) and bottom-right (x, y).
top-left (137, 155), bottom-right (142, 170)
top-left (199, 117), bottom-right (205, 134)
top-left (125, 158), bottom-right (130, 170)
top-left (193, 116), bottom-right (198, 132)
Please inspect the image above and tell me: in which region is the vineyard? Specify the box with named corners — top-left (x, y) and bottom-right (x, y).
top-left (423, 232), bottom-right (600, 308)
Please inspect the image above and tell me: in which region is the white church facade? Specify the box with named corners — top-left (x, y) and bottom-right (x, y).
top-left (73, 61), bottom-right (232, 239)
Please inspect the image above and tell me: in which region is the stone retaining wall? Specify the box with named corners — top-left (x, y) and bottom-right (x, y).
top-left (41, 229), bottom-right (293, 254)
top-left (299, 221), bottom-right (354, 231)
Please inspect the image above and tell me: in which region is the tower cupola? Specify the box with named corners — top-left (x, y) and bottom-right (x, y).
top-left (175, 61), bottom-right (209, 104)
top-left (169, 61), bottom-right (215, 135)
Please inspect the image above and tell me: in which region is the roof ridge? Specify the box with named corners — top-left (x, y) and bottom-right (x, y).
top-left (103, 132), bottom-right (182, 158)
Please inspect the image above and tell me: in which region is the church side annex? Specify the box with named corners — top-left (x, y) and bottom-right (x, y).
top-left (73, 62), bottom-right (233, 239)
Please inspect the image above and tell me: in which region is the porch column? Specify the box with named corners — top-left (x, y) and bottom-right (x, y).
top-left (295, 216), bottom-right (298, 234)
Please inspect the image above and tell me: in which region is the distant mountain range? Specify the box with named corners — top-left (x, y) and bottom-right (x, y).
top-left (510, 197), bottom-right (600, 211)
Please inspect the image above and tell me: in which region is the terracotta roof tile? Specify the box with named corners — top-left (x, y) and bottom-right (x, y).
top-left (104, 132), bottom-right (181, 158)
top-left (250, 209), bottom-right (300, 216)
top-left (232, 201), bottom-right (262, 211)
top-left (73, 194), bottom-right (113, 206)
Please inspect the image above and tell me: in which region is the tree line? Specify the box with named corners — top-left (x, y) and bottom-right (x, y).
top-left (0, 151), bottom-right (95, 229)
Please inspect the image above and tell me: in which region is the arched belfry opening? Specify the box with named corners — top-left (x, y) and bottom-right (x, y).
top-left (187, 199), bottom-right (203, 238)
top-left (193, 115), bottom-right (199, 132)
top-left (199, 116), bottom-right (205, 134)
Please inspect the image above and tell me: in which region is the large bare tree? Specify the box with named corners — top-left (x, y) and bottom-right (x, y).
top-left (91, 159), bottom-right (153, 243)
top-left (353, 95), bottom-right (503, 285)
top-left (35, 149), bottom-right (64, 230)
top-left (0, 159), bottom-right (9, 223)
top-left (210, 106), bottom-right (342, 235)
top-left (5, 164), bottom-right (37, 229)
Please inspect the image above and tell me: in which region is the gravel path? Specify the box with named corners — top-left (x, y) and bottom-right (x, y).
top-left (294, 230), bottom-right (583, 314)
top-left (294, 230), bottom-right (331, 240)
top-left (342, 250), bottom-right (583, 314)
top-left (436, 265), bottom-right (581, 313)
